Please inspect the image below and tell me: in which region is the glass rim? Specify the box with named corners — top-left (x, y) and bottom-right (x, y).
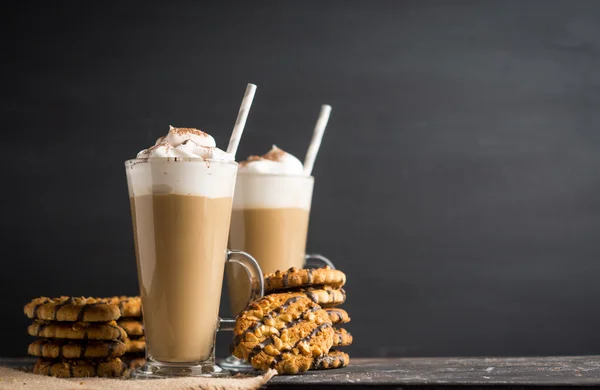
top-left (236, 172), bottom-right (314, 180)
top-left (125, 157), bottom-right (238, 166)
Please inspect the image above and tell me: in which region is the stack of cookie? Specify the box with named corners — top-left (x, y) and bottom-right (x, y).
top-left (232, 266), bottom-right (352, 374)
top-left (23, 296), bottom-right (146, 378)
top-left (112, 297), bottom-right (146, 371)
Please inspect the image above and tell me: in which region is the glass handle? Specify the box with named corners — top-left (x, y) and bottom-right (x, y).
top-left (305, 253), bottom-right (335, 269)
top-left (218, 249), bottom-right (264, 332)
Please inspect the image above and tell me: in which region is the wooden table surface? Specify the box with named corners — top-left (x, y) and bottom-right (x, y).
top-left (266, 356), bottom-right (600, 389)
top-left (3, 356), bottom-right (600, 389)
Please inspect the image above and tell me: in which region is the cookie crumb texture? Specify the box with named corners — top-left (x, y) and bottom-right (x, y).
top-left (232, 293), bottom-right (334, 374)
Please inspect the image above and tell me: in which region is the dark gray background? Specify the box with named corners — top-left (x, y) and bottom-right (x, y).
top-left (2, 0), bottom-right (600, 358)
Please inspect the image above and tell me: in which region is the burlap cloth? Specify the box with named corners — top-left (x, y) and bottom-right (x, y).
top-left (0, 366), bottom-right (276, 390)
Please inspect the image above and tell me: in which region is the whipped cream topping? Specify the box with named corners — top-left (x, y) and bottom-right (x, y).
top-left (137, 126), bottom-right (233, 161)
top-left (238, 146), bottom-right (305, 175)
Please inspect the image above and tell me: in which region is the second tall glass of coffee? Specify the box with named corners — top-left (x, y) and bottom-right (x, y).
top-left (226, 146), bottom-right (333, 316)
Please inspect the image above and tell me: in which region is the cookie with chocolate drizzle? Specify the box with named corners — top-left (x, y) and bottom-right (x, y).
top-left (117, 318), bottom-right (144, 337)
top-left (124, 336), bottom-right (146, 354)
top-left (33, 357), bottom-right (128, 378)
top-left (325, 308), bottom-right (351, 324)
top-left (264, 266), bottom-right (346, 293)
top-left (332, 328), bottom-right (353, 347)
top-left (99, 296), bottom-right (142, 318)
top-left (232, 292), bottom-right (334, 374)
top-left (28, 339), bottom-right (126, 359)
top-left (28, 320), bottom-right (127, 341)
top-left (24, 297), bottom-right (121, 322)
top-left (293, 286), bottom-right (346, 308)
top-left (312, 349), bottom-right (350, 370)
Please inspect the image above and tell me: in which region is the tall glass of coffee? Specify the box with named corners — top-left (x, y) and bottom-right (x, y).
top-left (126, 127), bottom-right (263, 378)
top-left (222, 146), bottom-right (332, 371)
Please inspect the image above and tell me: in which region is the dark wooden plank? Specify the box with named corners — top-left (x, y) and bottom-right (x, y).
top-left (4, 356), bottom-right (600, 388)
top-left (266, 356), bottom-right (600, 388)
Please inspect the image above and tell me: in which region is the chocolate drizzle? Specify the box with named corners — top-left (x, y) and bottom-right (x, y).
top-left (58, 341), bottom-right (64, 358)
top-left (111, 324), bottom-right (125, 340)
top-left (335, 333), bottom-right (342, 345)
top-left (313, 353), bottom-right (333, 366)
top-left (53, 298), bottom-right (74, 321)
top-left (35, 321), bottom-right (49, 336)
top-left (106, 341), bottom-right (115, 357)
top-left (79, 340), bottom-right (88, 358)
top-left (32, 303), bottom-right (41, 319)
top-left (282, 273), bottom-right (290, 288)
top-left (77, 302), bottom-right (100, 322)
top-left (313, 351), bottom-right (347, 368)
top-left (307, 269), bottom-right (313, 284)
top-left (248, 339), bottom-right (272, 361)
top-left (326, 308), bottom-right (349, 324)
top-left (37, 340), bottom-right (45, 356)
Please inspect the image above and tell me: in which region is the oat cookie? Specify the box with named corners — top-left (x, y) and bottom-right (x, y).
top-left (332, 328), bottom-right (353, 347)
top-left (24, 297), bottom-right (120, 322)
top-left (28, 339), bottom-right (126, 359)
top-left (296, 286), bottom-right (346, 307)
top-left (117, 318), bottom-right (144, 337)
top-left (325, 308), bottom-right (350, 324)
top-left (28, 320), bottom-right (126, 341)
top-left (265, 266), bottom-right (346, 293)
top-left (33, 357), bottom-right (127, 378)
top-left (100, 296), bottom-right (142, 318)
top-left (124, 337), bottom-right (146, 354)
top-left (232, 292), bottom-right (334, 374)
top-left (312, 349), bottom-right (349, 370)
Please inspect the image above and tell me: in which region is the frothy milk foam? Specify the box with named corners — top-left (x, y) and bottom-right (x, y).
top-left (129, 126), bottom-right (235, 198)
top-left (127, 126), bottom-right (236, 362)
top-left (233, 146), bottom-right (312, 210)
top-left (228, 146), bottom-right (314, 314)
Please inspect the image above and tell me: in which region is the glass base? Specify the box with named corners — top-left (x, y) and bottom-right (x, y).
top-left (131, 360), bottom-right (230, 378)
top-left (218, 355), bottom-right (253, 373)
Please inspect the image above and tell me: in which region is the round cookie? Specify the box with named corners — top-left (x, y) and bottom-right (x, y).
top-left (265, 266), bottom-right (346, 293)
top-left (299, 286), bottom-right (346, 308)
top-left (28, 320), bottom-right (126, 341)
top-left (333, 328), bottom-right (353, 347)
top-left (100, 296), bottom-right (142, 318)
top-left (33, 358), bottom-right (127, 378)
top-left (312, 349), bottom-right (350, 370)
top-left (24, 297), bottom-right (120, 322)
top-left (232, 292), bottom-right (334, 374)
top-left (124, 337), bottom-right (146, 354)
top-left (117, 318), bottom-right (144, 337)
top-left (325, 308), bottom-right (351, 324)
top-left (28, 339), bottom-right (126, 359)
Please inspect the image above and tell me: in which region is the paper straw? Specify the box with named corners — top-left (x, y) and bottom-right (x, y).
top-left (303, 104), bottom-right (331, 176)
top-left (227, 83), bottom-right (257, 157)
